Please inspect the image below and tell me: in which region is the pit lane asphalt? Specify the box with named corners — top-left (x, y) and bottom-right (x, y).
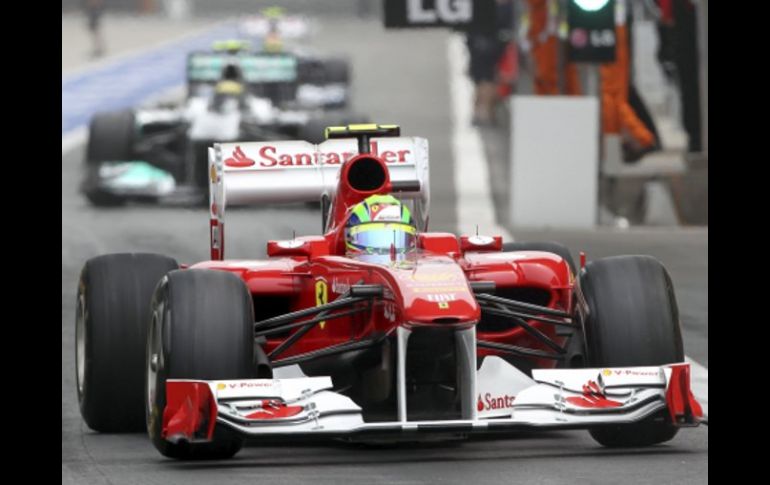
top-left (62, 17), bottom-right (708, 485)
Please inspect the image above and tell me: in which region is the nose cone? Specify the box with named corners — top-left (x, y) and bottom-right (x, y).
top-left (392, 259), bottom-right (480, 326)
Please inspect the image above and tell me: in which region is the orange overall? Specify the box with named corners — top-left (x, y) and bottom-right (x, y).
top-left (527, 0), bottom-right (581, 95)
top-left (600, 25), bottom-right (655, 148)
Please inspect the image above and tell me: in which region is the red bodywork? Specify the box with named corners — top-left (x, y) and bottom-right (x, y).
top-left (193, 151), bottom-right (574, 368)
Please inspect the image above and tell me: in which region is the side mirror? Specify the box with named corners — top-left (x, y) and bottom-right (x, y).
top-left (418, 233), bottom-right (460, 256)
top-left (267, 239), bottom-right (312, 258)
top-left (459, 235), bottom-right (503, 252)
top-left (267, 237), bottom-right (329, 258)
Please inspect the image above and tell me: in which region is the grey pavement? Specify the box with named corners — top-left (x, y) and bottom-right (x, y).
top-left (62, 13), bottom-right (220, 74)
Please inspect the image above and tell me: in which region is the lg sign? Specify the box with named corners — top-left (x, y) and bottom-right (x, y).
top-left (567, 0), bottom-right (616, 62)
top-left (407, 0), bottom-right (471, 24)
top-left (384, 0), bottom-right (495, 29)
top-left (590, 29), bottom-right (616, 47)
top-left (570, 28), bottom-right (616, 49)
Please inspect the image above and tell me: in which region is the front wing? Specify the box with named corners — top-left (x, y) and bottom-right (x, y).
top-left (162, 363), bottom-right (703, 443)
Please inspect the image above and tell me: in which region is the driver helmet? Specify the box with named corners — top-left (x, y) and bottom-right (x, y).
top-left (345, 195), bottom-right (417, 256)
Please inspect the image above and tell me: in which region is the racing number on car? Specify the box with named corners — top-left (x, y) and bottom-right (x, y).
top-left (315, 279), bottom-right (328, 329)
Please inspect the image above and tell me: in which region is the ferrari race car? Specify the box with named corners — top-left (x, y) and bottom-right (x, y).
top-left (75, 125), bottom-right (704, 460)
top-left (81, 39), bottom-right (364, 206)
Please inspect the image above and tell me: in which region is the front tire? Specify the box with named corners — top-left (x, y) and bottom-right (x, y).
top-left (84, 190), bottom-right (126, 207)
top-left (83, 110), bottom-right (136, 206)
top-left (579, 255), bottom-right (683, 447)
top-left (76, 253), bottom-right (179, 432)
top-left (86, 110), bottom-right (135, 163)
top-left (146, 269), bottom-right (255, 460)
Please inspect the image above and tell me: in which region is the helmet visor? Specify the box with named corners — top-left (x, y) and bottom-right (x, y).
top-left (347, 222), bottom-right (417, 254)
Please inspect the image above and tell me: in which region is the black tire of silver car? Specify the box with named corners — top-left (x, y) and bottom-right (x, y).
top-left (76, 253), bottom-right (179, 432)
top-left (83, 110), bottom-right (136, 206)
top-left (322, 58), bottom-right (350, 84)
top-left (146, 269), bottom-right (255, 460)
top-left (82, 181), bottom-right (128, 207)
top-left (579, 255), bottom-right (684, 447)
top-left (86, 110), bottom-right (135, 164)
top-left (320, 59), bottom-right (350, 108)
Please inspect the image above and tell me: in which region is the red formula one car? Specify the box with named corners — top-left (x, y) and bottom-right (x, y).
top-left (75, 124), bottom-right (704, 460)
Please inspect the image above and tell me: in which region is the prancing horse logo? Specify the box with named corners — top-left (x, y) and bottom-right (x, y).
top-left (315, 279), bottom-right (328, 329)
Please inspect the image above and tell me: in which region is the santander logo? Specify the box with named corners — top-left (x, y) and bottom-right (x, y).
top-left (477, 393), bottom-right (516, 412)
top-left (224, 146), bottom-right (256, 167)
top-left (224, 141), bottom-right (411, 169)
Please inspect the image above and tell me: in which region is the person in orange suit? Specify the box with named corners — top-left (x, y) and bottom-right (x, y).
top-left (526, 0), bottom-right (581, 96)
top-left (600, 6), bottom-right (658, 162)
top-left (563, 60), bottom-right (581, 95)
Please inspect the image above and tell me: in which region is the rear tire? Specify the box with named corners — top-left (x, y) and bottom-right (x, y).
top-left (191, 139), bottom-right (212, 191)
top-left (322, 58), bottom-right (350, 84)
top-left (580, 255), bottom-right (683, 447)
top-left (76, 253), bottom-right (179, 432)
top-left (321, 59), bottom-right (350, 109)
top-left (146, 269), bottom-right (255, 460)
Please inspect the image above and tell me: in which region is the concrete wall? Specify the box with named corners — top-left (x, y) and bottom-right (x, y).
top-left (509, 95), bottom-right (599, 228)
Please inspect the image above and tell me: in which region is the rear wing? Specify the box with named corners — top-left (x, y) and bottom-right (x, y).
top-left (208, 137), bottom-right (430, 259)
top-left (186, 52), bottom-right (299, 98)
top-left (238, 14), bottom-right (312, 39)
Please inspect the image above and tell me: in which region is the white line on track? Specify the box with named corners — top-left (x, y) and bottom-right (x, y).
top-left (686, 356), bottom-right (709, 417)
top-left (447, 34), bottom-right (513, 241)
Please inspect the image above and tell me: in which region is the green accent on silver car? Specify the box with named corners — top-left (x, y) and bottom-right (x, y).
top-left (100, 161), bottom-right (176, 194)
top-left (187, 54), bottom-right (298, 83)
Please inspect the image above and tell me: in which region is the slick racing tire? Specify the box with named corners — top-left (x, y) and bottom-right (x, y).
top-left (321, 58), bottom-right (350, 109)
top-left (84, 110), bottom-right (136, 206)
top-left (76, 253), bottom-right (179, 432)
top-left (82, 183), bottom-right (127, 207)
top-left (299, 117), bottom-right (330, 145)
top-left (579, 255), bottom-right (684, 447)
top-left (86, 110), bottom-right (135, 164)
top-left (502, 241), bottom-right (576, 275)
top-left (147, 269), bottom-right (255, 460)
top-left (322, 58), bottom-right (350, 84)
